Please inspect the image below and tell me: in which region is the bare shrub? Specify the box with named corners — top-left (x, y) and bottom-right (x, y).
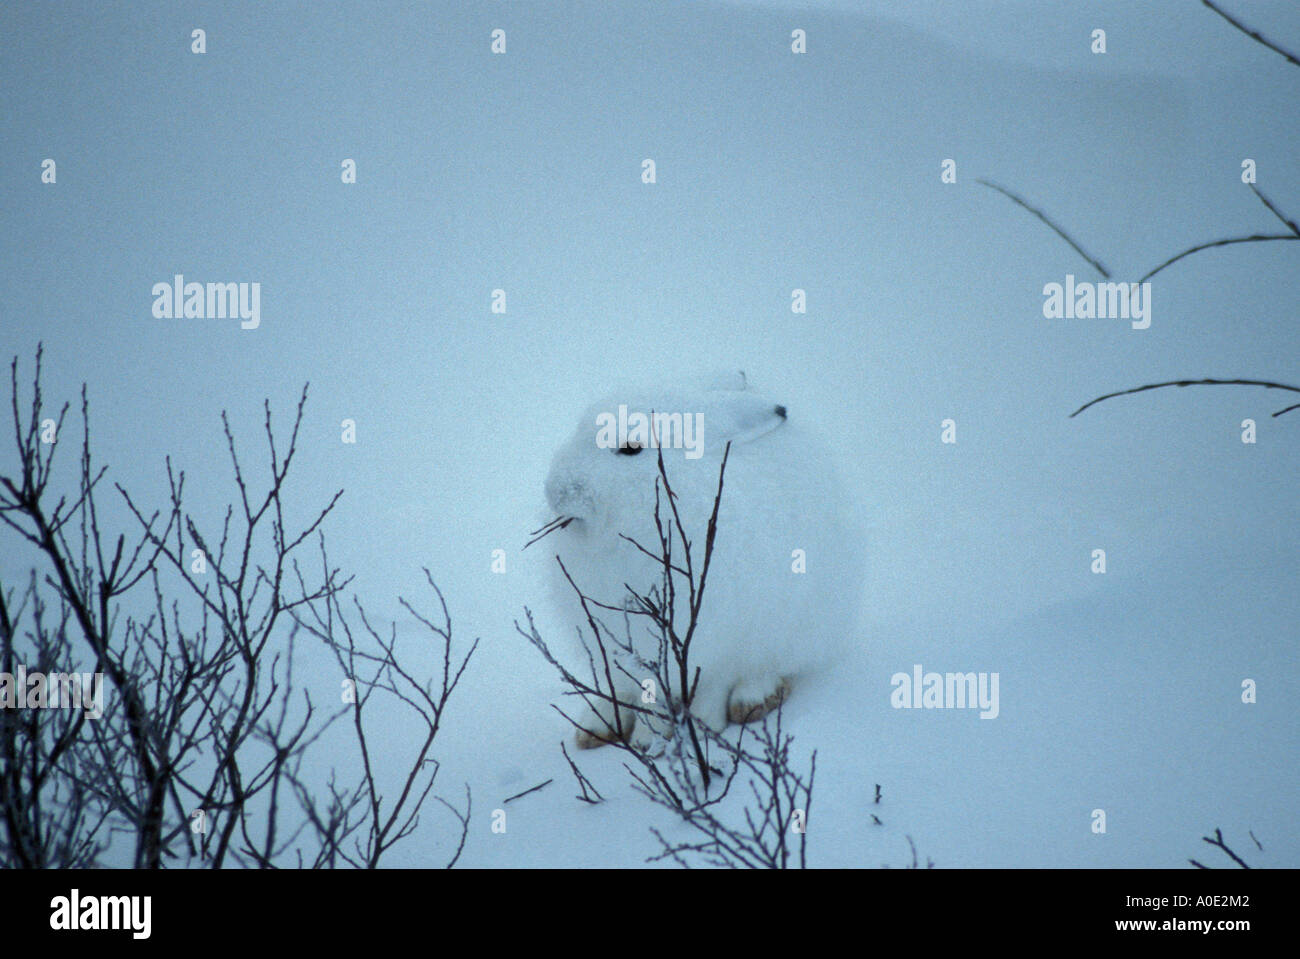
top-left (0, 347), bottom-right (473, 868)
top-left (520, 443), bottom-right (820, 867)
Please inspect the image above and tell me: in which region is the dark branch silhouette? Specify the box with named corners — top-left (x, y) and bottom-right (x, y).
top-left (1137, 180), bottom-right (1300, 282)
top-left (1189, 827), bottom-right (1253, 869)
top-left (0, 347), bottom-right (474, 869)
top-left (1139, 233), bottom-right (1299, 283)
top-left (976, 179), bottom-right (1111, 278)
top-left (560, 741), bottom-right (604, 804)
top-left (502, 779), bottom-right (552, 804)
top-left (643, 705), bottom-right (817, 869)
top-left (1202, 0), bottom-right (1300, 69)
top-left (520, 443), bottom-right (825, 867)
top-left (1070, 378), bottom-right (1300, 418)
top-left (1249, 183), bottom-right (1300, 237)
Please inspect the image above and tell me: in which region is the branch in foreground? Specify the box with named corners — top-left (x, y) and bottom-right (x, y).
top-left (976, 179), bottom-right (1111, 278)
top-left (1, 346), bottom-right (476, 869)
top-left (1138, 233), bottom-right (1299, 283)
top-left (1248, 183), bottom-right (1300, 238)
top-left (290, 562), bottom-right (477, 868)
top-left (1136, 180), bottom-right (1299, 283)
top-left (1202, 0), bottom-right (1300, 69)
top-left (503, 779), bottom-right (552, 805)
top-left (642, 705), bottom-right (816, 869)
top-left (522, 440), bottom-right (830, 867)
top-left (519, 443), bottom-right (732, 792)
top-left (560, 742), bottom-right (604, 804)
top-left (1188, 827), bottom-right (1253, 869)
top-left (1070, 378), bottom-right (1300, 419)
top-left (0, 347), bottom-right (359, 868)
top-left (899, 834), bottom-right (935, 870)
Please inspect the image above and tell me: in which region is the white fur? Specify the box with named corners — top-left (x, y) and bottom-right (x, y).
top-left (540, 372), bottom-right (865, 739)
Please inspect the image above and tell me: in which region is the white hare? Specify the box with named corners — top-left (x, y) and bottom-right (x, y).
top-left (537, 372), bottom-right (864, 747)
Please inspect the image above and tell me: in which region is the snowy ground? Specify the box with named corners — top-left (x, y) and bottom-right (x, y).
top-left (1, 0), bottom-right (1297, 867)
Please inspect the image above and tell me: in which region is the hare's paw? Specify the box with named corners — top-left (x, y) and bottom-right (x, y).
top-left (727, 676), bottom-right (792, 725)
top-left (688, 683), bottom-right (733, 733)
top-left (573, 703), bottom-right (637, 750)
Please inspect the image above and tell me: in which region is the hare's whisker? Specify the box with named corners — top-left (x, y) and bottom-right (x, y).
top-left (528, 515), bottom-right (571, 537)
top-left (524, 516), bottom-right (574, 550)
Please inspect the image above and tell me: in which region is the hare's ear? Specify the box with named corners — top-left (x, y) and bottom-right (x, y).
top-left (703, 392), bottom-right (787, 447)
top-left (711, 369), bottom-right (748, 392)
top-left (684, 370), bottom-right (748, 393)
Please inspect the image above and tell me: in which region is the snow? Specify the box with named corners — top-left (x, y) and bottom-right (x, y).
top-left (0, 0), bottom-right (1296, 867)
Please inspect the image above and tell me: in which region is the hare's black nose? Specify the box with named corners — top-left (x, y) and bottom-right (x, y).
top-left (774, 405), bottom-right (787, 419)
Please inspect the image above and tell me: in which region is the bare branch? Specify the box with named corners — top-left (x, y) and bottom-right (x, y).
top-left (1199, 827), bottom-right (1252, 869)
top-left (1070, 377), bottom-right (1300, 418)
top-left (1139, 233), bottom-right (1298, 283)
top-left (976, 179), bottom-right (1111, 278)
top-left (1202, 0), bottom-right (1300, 69)
top-left (502, 779), bottom-right (553, 804)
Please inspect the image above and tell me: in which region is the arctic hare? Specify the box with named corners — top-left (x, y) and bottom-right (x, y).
top-left (539, 372), bottom-right (863, 747)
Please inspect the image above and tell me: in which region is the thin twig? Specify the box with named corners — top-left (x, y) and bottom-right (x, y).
top-left (1202, 0), bottom-right (1300, 69)
top-left (502, 779), bottom-right (553, 805)
top-left (1139, 233), bottom-right (1298, 283)
top-left (1201, 827), bottom-right (1252, 869)
top-left (1249, 183), bottom-right (1300, 237)
top-left (560, 742), bottom-right (604, 804)
top-left (977, 179), bottom-right (1111, 278)
top-left (1071, 378), bottom-right (1300, 418)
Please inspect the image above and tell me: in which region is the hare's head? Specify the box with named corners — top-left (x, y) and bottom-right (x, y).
top-left (540, 372), bottom-right (788, 542)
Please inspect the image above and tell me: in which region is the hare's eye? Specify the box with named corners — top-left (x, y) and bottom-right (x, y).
top-left (616, 442), bottom-right (643, 456)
